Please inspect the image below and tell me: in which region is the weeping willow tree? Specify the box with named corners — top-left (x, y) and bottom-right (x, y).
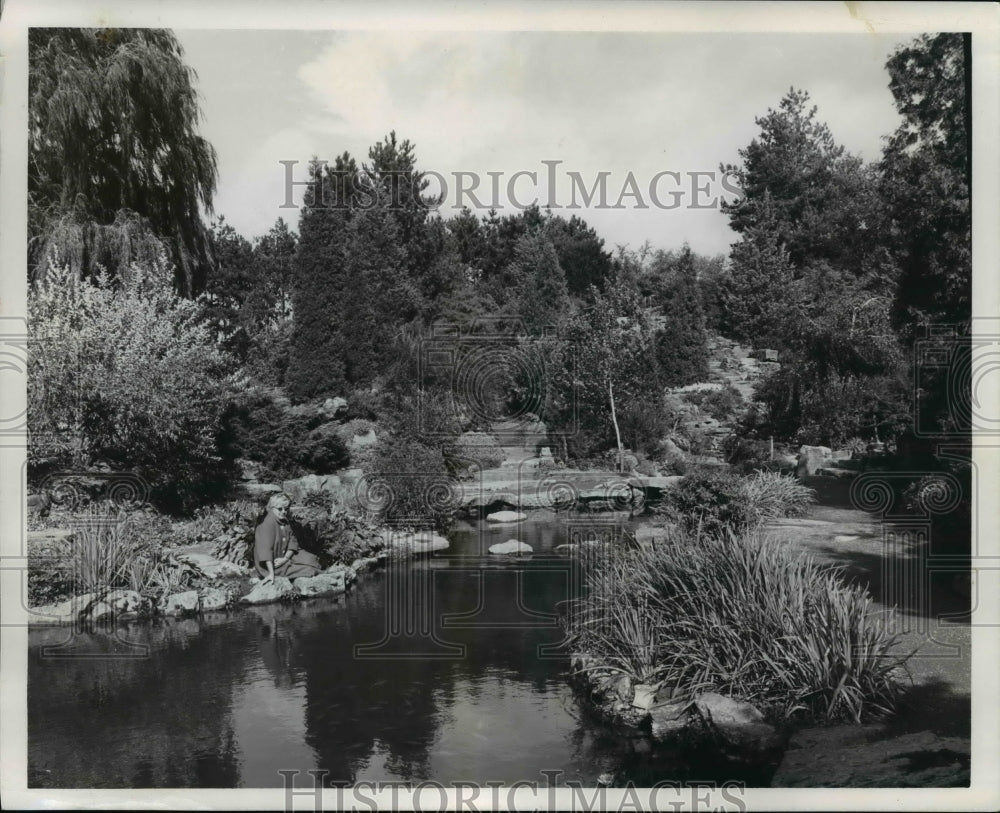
top-left (29, 28), bottom-right (218, 295)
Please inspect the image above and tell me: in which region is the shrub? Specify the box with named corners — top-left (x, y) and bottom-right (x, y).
top-left (450, 432), bottom-right (505, 471)
top-left (739, 470), bottom-right (815, 525)
top-left (367, 434), bottom-right (457, 530)
top-left (660, 468), bottom-right (814, 534)
top-left (220, 392), bottom-right (350, 479)
top-left (569, 529), bottom-right (908, 722)
top-left (28, 258), bottom-right (239, 511)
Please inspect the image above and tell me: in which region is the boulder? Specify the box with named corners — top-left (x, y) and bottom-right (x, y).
top-left (796, 445), bottom-right (833, 477)
top-left (693, 692), bottom-right (783, 752)
top-left (163, 590), bottom-right (201, 616)
top-left (650, 700), bottom-right (690, 740)
top-left (282, 473), bottom-right (342, 503)
top-left (632, 682), bottom-right (659, 710)
top-left (199, 587), bottom-right (230, 611)
top-left (28, 593), bottom-right (98, 624)
top-left (243, 482), bottom-right (282, 498)
top-left (340, 468), bottom-right (365, 486)
top-left (239, 577), bottom-right (295, 605)
top-left (294, 571), bottom-right (347, 598)
top-left (175, 552), bottom-right (246, 580)
top-left (486, 510), bottom-right (527, 523)
top-left (348, 428), bottom-right (377, 449)
top-left (382, 530), bottom-right (450, 554)
top-left (350, 556), bottom-right (381, 575)
top-left (489, 539), bottom-right (533, 555)
top-left (321, 396), bottom-right (348, 417)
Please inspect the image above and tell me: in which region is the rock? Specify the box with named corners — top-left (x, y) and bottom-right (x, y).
top-left (486, 510), bottom-right (527, 523)
top-left (763, 348), bottom-right (779, 362)
top-left (175, 552), bottom-right (246, 580)
top-left (163, 590), bottom-right (201, 616)
top-left (85, 591), bottom-right (146, 622)
top-left (348, 428), bottom-right (377, 449)
top-left (796, 445), bottom-right (833, 477)
top-left (28, 593), bottom-right (98, 624)
top-left (539, 447), bottom-right (553, 460)
top-left (650, 700), bottom-right (690, 740)
top-left (239, 577), bottom-right (295, 605)
top-left (554, 543), bottom-right (577, 555)
top-left (294, 571), bottom-right (347, 598)
top-left (632, 683), bottom-right (659, 710)
top-left (381, 530), bottom-right (450, 554)
top-left (694, 692), bottom-right (764, 726)
top-left (243, 482), bottom-right (282, 498)
top-left (321, 396), bottom-right (348, 417)
top-left (350, 556), bottom-right (381, 575)
top-left (489, 539), bottom-right (533, 555)
top-left (694, 692), bottom-right (783, 752)
top-left (199, 587), bottom-right (230, 611)
top-left (282, 473), bottom-right (342, 503)
top-left (772, 727), bottom-right (970, 787)
top-left (340, 468), bottom-right (365, 485)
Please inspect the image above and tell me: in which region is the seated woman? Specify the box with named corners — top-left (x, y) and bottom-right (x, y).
top-left (254, 493), bottom-right (321, 584)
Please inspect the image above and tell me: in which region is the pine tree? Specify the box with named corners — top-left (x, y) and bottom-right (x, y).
top-left (655, 246), bottom-right (710, 387)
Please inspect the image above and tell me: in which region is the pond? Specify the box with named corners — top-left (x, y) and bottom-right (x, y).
top-left (28, 514), bottom-right (765, 789)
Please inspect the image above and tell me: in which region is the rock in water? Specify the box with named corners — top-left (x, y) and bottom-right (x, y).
top-left (488, 539), bottom-right (533, 555)
top-left (694, 692), bottom-right (783, 752)
top-left (294, 572), bottom-right (347, 598)
top-left (175, 552), bottom-right (246, 580)
top-left (649, 701), bottom-right (689, 740)
top-left (486, 510), bottom-right (527, 523)
top-left (200, 587), bottom-right (230, 611)
top-left (240, 577), bottom-right (295, 605)
top-left (163, 590), bottom-right (201, 616)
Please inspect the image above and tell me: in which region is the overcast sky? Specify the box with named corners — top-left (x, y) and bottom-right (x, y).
top-left (174, 30), bottom-right (915, 257)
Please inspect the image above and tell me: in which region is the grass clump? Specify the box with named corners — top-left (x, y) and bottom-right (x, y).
top-left (569, 528), bottom-right (909, 723)
top-left (661, 468), bottom-right (814, 534)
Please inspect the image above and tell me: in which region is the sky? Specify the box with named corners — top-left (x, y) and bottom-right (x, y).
top-left (174, 29), bottom-right (915, 258)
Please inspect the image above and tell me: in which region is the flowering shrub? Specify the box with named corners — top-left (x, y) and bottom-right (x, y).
top-left (29, 256), bottom-right (239, 510)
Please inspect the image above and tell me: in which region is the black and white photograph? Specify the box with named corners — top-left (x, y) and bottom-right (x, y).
top-left (1, 1), bottom-right (998, 810)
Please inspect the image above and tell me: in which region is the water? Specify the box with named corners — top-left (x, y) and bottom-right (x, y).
top-left (28, 514), bottom-right (753, 788)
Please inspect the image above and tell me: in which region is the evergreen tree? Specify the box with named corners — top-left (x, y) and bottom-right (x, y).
top-left (654, 246), bottom-right (710, 387)
top-left (286, 155), bottom-right (357, 400)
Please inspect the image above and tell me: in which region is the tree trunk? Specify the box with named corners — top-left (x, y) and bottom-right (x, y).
top-left (608, 379), bottom-right (623, 473)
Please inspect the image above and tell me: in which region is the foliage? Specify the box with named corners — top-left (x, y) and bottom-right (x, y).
top-left (660, 467), bottom-right (813, 534)
top-left (219, 391), bottom-right (350, 479)
top-left (653, 246), bottom-right (710, 387)
top-left (29, 28), bottom-right (217, 294)
top-left (881, 33), bottom-right (970, 336)
top-left (510, 234), bottom-right (571, 336)
top-left (569, 529), bottom-right (908, 721)
top-left (28, 257), bottom-right (239, 511)
top-left (548, 277), bottom-right (662, 468)
top-left (367, 434), bottom-right (456, 530)
top-left (451, 432), bottom-right (506, 471)
top-left (683, 384), bottom-right (745, 423)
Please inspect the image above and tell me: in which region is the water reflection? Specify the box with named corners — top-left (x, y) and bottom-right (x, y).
top-left (31, 513), bottom-right (733, 788)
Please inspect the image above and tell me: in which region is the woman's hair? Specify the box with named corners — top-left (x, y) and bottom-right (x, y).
top-left (266, 493), bottom-right (292, 512)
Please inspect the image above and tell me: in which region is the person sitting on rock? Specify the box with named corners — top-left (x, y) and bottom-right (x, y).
top-left (254, 493), bottom-right (321, 584)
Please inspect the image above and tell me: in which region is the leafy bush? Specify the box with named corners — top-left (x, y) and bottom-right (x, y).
top-left (569, 529), bottom-right (908, 722)
top-left (685, 384), bottom-right (745, 423)
top-left (739, 470), bottom-right (815, 524)
top-left (451, 432), bottom-right (505, 471)
top-left (367, 434), bottom-right (457, 530)
top-left (661, 468), bottom-right (814, 534)
top-left (220, 392), bottom-right (350, 479)
top-left (28, 258), bottom-right (239, 511)
top-left (661, 468), bottom-right (747, 534)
